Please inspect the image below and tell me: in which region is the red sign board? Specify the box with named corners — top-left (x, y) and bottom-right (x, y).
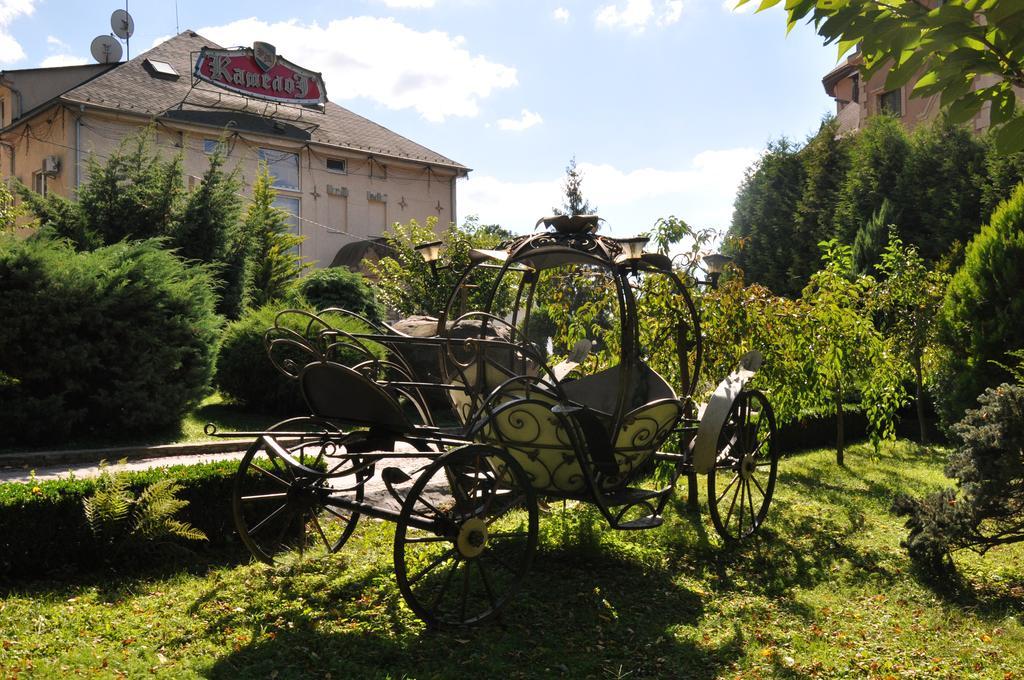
top-left (194, 44), bottom-right (327, 108)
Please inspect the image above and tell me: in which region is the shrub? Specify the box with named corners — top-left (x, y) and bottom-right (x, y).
top-left (294, 267), bottom-right (383, 323)
top-left (0, 459), bottom-right (253, 579)
top-left (216, 303), bottom-right (383, 414)
top-left (0, 237), bottom-right (221, 446)
top-left (934, 181), bottom-right (1024, 426)
top-left (365, 216), bottom-right (515, 318)
top-left (895, 383), bottom-right (1024, 577)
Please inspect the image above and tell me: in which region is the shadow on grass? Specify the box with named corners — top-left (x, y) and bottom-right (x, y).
top-left (199, 544), bottom-right (741, 680)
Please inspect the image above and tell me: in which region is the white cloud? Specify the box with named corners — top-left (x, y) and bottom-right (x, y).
top-left (377, 0), bottom-right (436, 7)
top-left (552, 7), bottom-right (570, 22)
top-left (595, 0), bottom-right (683, 31)
top-left (496, 109), bottom-right (542, 131)
top-left (460, 147), bottom-right (760, 235)
top-left (0, 0), bottom-right (36, 64)
top-left (194, 17), bottom-right (517, 122)
top-left (658, 0), bottom-right (684, 25)
top-left (722, 0), bottom-right (755, 13)
top-left (40, 54), bottom-right (87, 68)
top-left (46, 35), bottom-right (69, 50)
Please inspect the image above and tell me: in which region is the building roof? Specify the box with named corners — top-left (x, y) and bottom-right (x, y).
top-left (60, 31), bottom-right (468, 172)
top-left (822, 53), bottom-right (861, 97)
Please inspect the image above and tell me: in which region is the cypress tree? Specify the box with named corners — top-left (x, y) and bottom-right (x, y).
top-left (792, 117), bottom-right (851, 289)
top-left (833, 115), bottom-right (910, 245)
top-left (244, 166), bottom-right (308, 308)
top-left (898, 117), bottom-right (985, 262)
top-left (173, 150), bottom-right (246, 318)
top-left (726, 138), bottom-right (805, 296)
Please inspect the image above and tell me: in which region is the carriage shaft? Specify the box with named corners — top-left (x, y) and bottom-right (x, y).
top-left (323, 496), bottom-right (441, 534)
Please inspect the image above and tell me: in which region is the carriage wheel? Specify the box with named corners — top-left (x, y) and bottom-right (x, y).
top-left (707, 389), bottom-right (778, 541)
top-left (393, 445), bottom-right (537, 628)
top-left (233, 418), bottom-right (366, 564)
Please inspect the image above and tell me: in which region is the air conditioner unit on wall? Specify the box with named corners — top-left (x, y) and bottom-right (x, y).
top-left (42, 156), bottom-right (60, 175)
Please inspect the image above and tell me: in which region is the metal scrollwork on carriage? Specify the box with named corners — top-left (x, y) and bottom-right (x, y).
top-left (213, 212), bottom-right (781, 628)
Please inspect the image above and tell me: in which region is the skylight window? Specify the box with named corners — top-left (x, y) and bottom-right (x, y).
top-left (144, 59), bottom-right (179, 79)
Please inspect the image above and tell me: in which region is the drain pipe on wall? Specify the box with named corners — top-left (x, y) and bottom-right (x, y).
top-left (75, 104), bottom-right (84, 195)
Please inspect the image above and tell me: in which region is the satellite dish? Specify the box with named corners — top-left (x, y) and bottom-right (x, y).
top-left (111, 9), bottom-right (134, 40)
top-left (90, 35), bottom-right (123, 63)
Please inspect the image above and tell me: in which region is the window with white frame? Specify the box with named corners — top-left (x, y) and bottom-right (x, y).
top-left (326, 158), bottom-right (347, 174)
top-left (258, 147), bottom-right (300, 191)
top-left (33, 171), bottom-right (47, 197)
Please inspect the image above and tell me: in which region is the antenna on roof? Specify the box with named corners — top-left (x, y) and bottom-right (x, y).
top-left (111, 6), bottom-right (134, 60)
top-left (90, 35), bottom-right (123, 64)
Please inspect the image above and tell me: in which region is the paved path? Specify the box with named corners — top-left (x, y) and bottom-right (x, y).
top-left (0, 444), bottom-right (435, 509)
top-left (0, 451), bottom-right (248, 484)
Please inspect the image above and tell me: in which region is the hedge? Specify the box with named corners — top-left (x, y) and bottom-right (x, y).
top-left (0, 236), bottom-right (221, 446)
top-left (0, 459), bottom-right (254, 580)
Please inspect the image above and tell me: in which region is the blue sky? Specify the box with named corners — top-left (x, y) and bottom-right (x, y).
top-left (0, 0), bottom-right (840, 238)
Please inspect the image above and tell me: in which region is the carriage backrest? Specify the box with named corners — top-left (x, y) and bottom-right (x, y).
top-left (299, 361), bottom-right (411, 430)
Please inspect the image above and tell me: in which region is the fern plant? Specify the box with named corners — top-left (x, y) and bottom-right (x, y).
top-left (83, 465), bottom-right (207, 551)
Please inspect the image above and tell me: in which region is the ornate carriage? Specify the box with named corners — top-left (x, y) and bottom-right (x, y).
top-left (219, 215), bottom-right (780, 628)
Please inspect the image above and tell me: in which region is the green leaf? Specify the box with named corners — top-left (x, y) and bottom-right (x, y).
top-left (995, 116), bottom-right (1024, 154)
top-left (946, 92), bottom-right (985, 124)
top-left (911, 70), bottom-right (941, 95)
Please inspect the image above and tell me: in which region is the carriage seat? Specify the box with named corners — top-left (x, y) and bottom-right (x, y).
top-left (561, 361), bottom-right (676, 416)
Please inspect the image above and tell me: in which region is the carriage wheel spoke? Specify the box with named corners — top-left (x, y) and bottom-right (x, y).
top-left (429, 557), bottom-right (461, 614)
top-left (322, 505), bottom-right (353, 523)
top-left (488, 531), bottom-right (529, 540)
top-left (751, 473), bottom-right (767, 500)
top-left (248, 503), bottom-right (288, 536)
top-left (271, 507), bottom-right (297, 551)
top-left (716, 473), bottom-right (740, 504)
top-left (746, 479), bottom-right (758, 530)
top-left (413, 494), bottom-right (447, 521)
top-left (241, 492), bottom-right (289, 502)
top-left (477, 559), bottom-right (499, 612)
top-left (724, 476), bottom-right (742, 529)
top-left (409, 548), bottom-right (457, 586)
top-left (459, 560), bottom-right (471, 622)
top-left (737, 480), bottom-right (746, 536)
top-left (249, 463), bottom-right (291, 489)
top-left (266, 453), bottom-right (295, 482)
top-left (404, 534), bottom-right (448, 544)
top-left (485, 493), bottom-right (526, 526)
top-left (311, 514), bottom-right (331, 552)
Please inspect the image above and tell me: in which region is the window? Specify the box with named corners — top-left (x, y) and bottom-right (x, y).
top-left (273, 196), bottom-right (301, 234)
top-left (0, 97), bottom-right (5, 126)
top-left (143, 59), bottom-right (180, 79)
top-left (33, 171), bottom-right (47, 197)
top-left (203, 139), bottom-right (223, 155)
top-left (326, 158), bottom-right (347, 174)
top-left (258, 147), bottom-right (300, 191)
top-left (851, 74), bottom-right (860, 105)
top-left (879, 89), bottom-right (902, 117)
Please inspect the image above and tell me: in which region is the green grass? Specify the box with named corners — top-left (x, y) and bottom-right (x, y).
top-left (2, 440), bottom-right (1022, 678)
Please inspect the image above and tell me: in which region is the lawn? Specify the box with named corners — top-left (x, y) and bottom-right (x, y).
top-left (2, 441), bottom-right (1022, 679)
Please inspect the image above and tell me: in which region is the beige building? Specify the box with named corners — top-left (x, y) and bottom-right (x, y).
top-left (822, 51), bottom-right (1022, 135)
top-left (0, 31), bottom-right (469, 267)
